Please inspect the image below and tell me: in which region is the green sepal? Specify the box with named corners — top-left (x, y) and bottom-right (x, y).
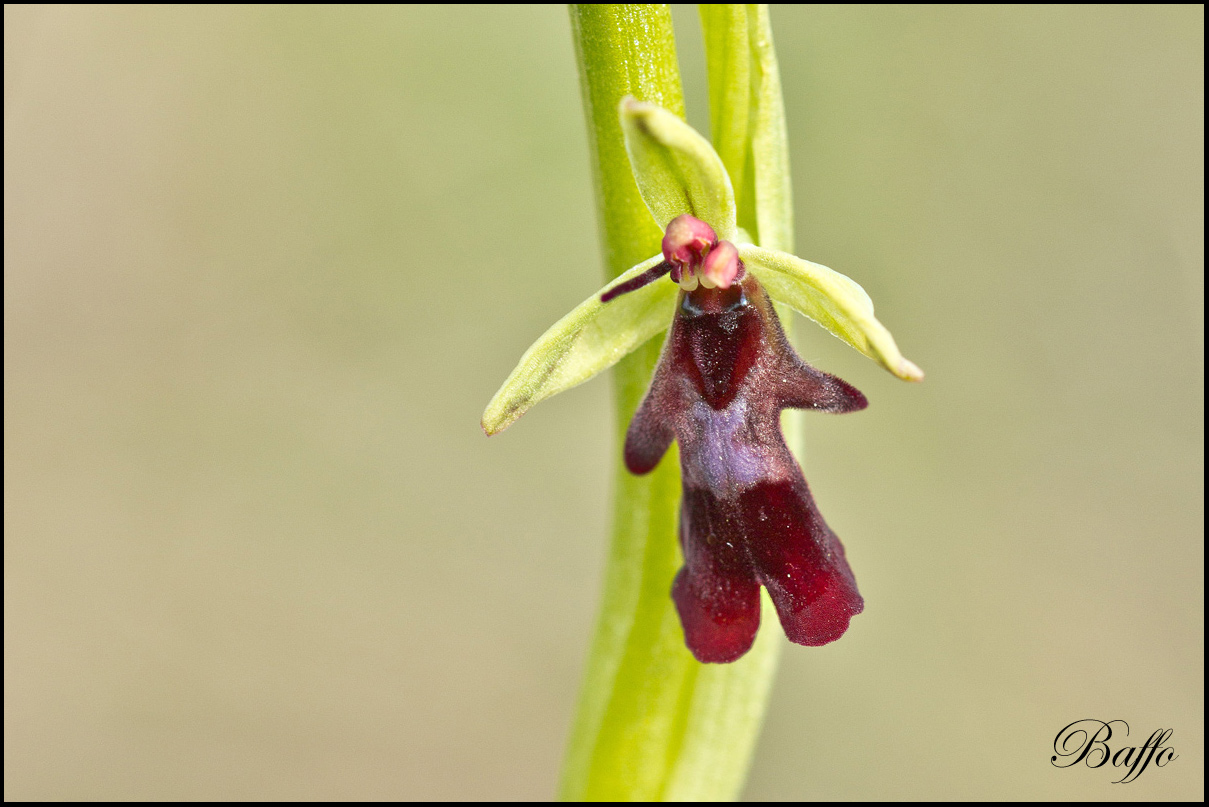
top-left (619, 97), bottom-right (738, 241)
top-left (481, 254), bottom-right (676, 435)
top-left (739, 244), bottom-right (925, 381)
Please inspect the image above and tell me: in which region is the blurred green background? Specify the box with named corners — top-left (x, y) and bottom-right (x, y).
top-left (5, 5), bottom-right (1202, 800)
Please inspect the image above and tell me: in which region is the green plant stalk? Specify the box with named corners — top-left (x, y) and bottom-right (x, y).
top-left (701, 4), bottom-right (793, 254)
top-left (559, 5), bottom-right (795, 801)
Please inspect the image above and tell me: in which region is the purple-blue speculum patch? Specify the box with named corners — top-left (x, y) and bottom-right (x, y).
top-left (604, 214), bottom-right (866, 663)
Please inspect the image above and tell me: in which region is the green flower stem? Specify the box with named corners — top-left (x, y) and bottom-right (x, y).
top-left (559, 5), bottom-right (785, 801)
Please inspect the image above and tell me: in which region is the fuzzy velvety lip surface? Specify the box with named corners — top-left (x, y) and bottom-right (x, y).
top-left (625, 276), bottom-right (866, 663)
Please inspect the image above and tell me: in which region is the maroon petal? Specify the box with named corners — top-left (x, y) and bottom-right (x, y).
top-left (624, 355), bottom-right (679, 475)
top-left (773, 360), bottom-right (867, 414)
top-left (625, 275), bottom-right (868, 661)
top-left (600, 260), bottom-right (673, 303)
top-left (673, 488), bottom-right (761, 663)
top-left (741, 479), bottom-right (863, 646)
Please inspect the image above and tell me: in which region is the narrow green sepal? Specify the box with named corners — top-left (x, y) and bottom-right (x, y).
top-left (619, 97), bottom-right (738, 241)
top-left (481, 254), bottom-right (676, 435)
top-left (739, 244), bottom-right (925, 381)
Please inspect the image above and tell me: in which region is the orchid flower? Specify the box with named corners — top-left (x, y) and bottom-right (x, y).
top-left (483, 97), bottom-right (921, 663)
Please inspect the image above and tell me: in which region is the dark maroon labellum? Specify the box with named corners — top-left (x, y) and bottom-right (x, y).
top-left (625, 276), bottom-right (868, 663)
